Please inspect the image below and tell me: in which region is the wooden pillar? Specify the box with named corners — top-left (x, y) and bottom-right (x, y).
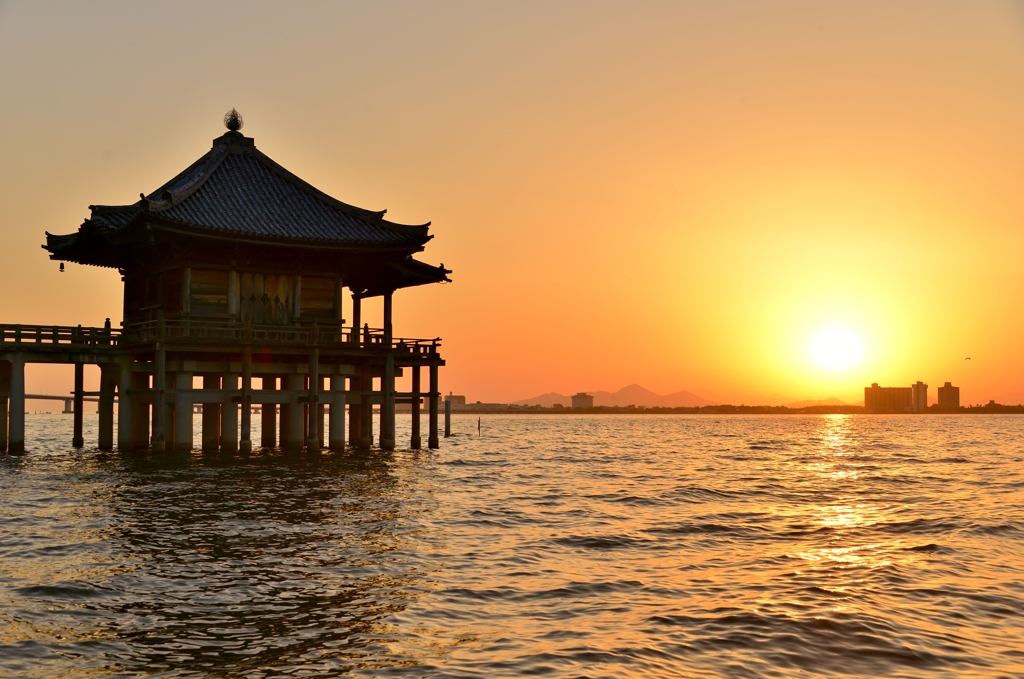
top-left (329, 374), bottom-right (346, 451)
top-left (228, 270), bottom-right (238, 318)
top-left (8, 355), bottom-right (24, 453)
top-left (182, 267), bottom-right (191, 315)
top-left (240, 341), bottom-right (252, 453)
top-left (381, 355), bottom-right (395, 451)
top-left (445, 398), bottom-right (451, 438)
top-left (317, 376), bottom-right (326, 449)
top-left (428, 362), bottom-right (439, 449)
top-left (380, 291), bottom-right (395, 451)
top-left (348, 367), bottom-right (362, 448)
top-left (282, 373), bottom-right (304, 451)
top-left (307, 345), bottom-right (320, 451)
top-left (151, 343), bottom-right (166, 452)
top-left (334, 278), bottom-right (344, 322)
top-left (351, 293), bottom-right (361, 345)
top-left (72, 362), bottom-right (84, 448)
top-left (410, 365), bottom-right (421, 449)
top-left (360, 366), bottom-right (373, 449)
top-left (0, 360), bottom-right (10, 453)
top-left (98, 363), bottom-right (117, 451)
top-left (174, 371), bottom-right (193, 452)
top-left (201, 374), bottom-right (220, 452)
top-left (116, 358), bottom-right (134, 452)
top-left (293, 275), bottom-right (302, 321)
top-left (261, 376), bottom-right (277, 448)
top-left (221, 373), bottom-right (238, 454)
top-left (131, 371), bottom-right (150, 450)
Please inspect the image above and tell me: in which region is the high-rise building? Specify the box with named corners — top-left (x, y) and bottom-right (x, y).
top-left (937, 382), bottom-right (960, 409)
top-left (864, 383), bottom-right (913, 413)
top-left (911, 381), bottom-right (928, 413)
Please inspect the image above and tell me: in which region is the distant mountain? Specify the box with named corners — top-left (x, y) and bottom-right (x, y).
top-left (513, 384), bottom-right (717, 408)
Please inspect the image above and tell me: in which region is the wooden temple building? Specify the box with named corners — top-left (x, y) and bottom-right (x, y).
top-left (0, 110), bottom-right (450, 454)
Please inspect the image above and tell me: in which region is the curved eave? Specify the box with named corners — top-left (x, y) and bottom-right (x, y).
top-left (141, 215), bottom-right (431, 253)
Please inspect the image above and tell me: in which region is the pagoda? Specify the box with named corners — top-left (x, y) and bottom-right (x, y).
top-left (0, 110), bottom-right (449, 454)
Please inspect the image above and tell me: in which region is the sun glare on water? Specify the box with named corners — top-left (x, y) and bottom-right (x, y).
top-left (810, 328), bottom-right (864, 371)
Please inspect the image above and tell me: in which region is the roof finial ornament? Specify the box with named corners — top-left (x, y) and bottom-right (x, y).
top-left (224, 108), bottom-right (243, 132)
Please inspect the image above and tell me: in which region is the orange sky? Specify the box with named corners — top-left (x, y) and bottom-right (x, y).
top-left (2, 1), bottom-right (1024, 408)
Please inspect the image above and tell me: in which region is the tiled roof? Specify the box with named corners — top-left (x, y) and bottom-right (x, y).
top-left (46, 130), bottom-right (432, 259)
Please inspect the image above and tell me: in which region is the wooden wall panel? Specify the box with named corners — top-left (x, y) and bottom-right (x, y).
top-left (190, 269), bottom-right (229, 317)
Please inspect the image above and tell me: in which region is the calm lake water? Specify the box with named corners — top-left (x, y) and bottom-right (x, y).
top-left (1, 414), bottom-right (1023, 678)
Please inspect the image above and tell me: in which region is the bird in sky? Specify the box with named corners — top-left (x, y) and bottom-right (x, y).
top-left (965, 357), bottom-right (971, 361)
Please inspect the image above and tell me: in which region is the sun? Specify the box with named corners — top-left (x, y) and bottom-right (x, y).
top-left (810, 328), bottom-right (864, 371)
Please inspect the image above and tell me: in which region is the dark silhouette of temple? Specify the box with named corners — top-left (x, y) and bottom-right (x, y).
top-left (0, 110), bottom-right (449, 453)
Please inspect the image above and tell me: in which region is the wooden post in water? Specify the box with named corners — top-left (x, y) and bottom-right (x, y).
top-left (445, 397), bottom-right (451, 438)
top-left (116, 358), bottom-right (134, 452)
top-left (8, 355), bottom-right (24, 454)
top-left (428, 362), bottom-right (439, 449)
top-left (131, 371), bottom-right (150, 450)
top-left (221, 372), bottom-right (238, 453)
top-left (240, 330), bottom-right (252, 454)
top-left (98, 363), bottom-right (116, 451)
top-left (0, 360), bottom-right (12, 453)
top-left (410, 365), bottom-right (421, 449)
top-left (151, 313), bottom-right (166, 452)
top-left (201, 374), bottom-right (221, 452)
top-left (261, 376), bottom-right (277, 448)
top-left (72, 362), bottom-right (84, 448)
top-left (306, 342), bottom-right (320, 451)
top-left (174, 371), bottom-right (193, 452)
top-left (282, 373), bottom-right (304, 451)
top-left (151, 356), bottom-right (166, 452)
top-left (329, 374), bottom-right (345, 450)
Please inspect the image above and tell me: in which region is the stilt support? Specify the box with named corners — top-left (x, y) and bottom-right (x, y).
top-left (410, 365), bottom-right (421, 449)
top-left (73, 362), bottom-right (84, 448)
top-left (428, 362), bottom-right (439, 449)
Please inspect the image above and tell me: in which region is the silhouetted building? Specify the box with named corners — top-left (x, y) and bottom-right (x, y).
top-left (937, 382), bottom-right (960, 409)
top-left (445, 394), bottom-right (466, 406)
top-left (911, 381), bottom-right (928, 413)
top-left (4, 111), bottom-right (452, 455)
top-left (571, 392), bottom-right (594, 408)
top-left (864, 383), bottom-right (912, 413)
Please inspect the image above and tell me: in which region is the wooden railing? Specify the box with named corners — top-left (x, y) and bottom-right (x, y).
top-left (0, 324), bottom-right (120, 348)
top-left (123, 319), bottom-right (440, 354)
top-left (0, 320), bottom-right (440, 355)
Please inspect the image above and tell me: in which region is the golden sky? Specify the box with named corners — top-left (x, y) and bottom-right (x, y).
top-left (2, 1), bottom-right (1023, 406)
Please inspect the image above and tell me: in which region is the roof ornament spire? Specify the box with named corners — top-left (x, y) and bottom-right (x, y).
top-left (224, 108), bottom-right (243, 132)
